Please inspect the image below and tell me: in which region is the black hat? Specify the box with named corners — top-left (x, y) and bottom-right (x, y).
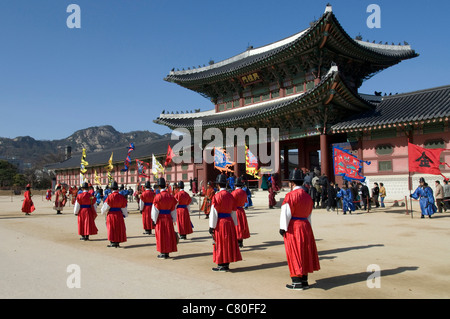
top-left (111, 181), bottom-right (119, 190)
top-left (235, 177), bottom-right (245, 187)
top-left (145, 181), bottom-right (151, 189)
top-left (81, 182), bottom-right (89, 189)
top-left (178, 181), bottom-right (184, 189)
top-left (157, 177), bottom-right (166, 188)
top-left (216, 173), bottom-right (227, 185)
top-left (289, 168), bottom-right (304, 182)
top-left (419, 177), bottom-right (425, 183)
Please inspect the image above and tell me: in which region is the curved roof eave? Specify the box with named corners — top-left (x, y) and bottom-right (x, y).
top-left (155, 66), bottom-right (375, 131)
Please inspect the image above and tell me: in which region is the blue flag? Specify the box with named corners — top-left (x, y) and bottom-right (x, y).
top-left (121, 143), bottom-right (135, 172)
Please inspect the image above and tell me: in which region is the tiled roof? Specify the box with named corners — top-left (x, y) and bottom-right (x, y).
top-left (331, 85), bottom-right (450, 132)
top-left (46, 137), bottom-right (177, 171)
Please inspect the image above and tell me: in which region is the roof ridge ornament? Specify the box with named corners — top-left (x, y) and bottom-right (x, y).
top-left (326, 64), bottom-right (338, 77)
top-left (325, 3), bottom-right (333, 13)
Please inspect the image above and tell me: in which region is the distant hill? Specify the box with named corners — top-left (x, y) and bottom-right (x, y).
top-left (0, 125), bottom-right (168, 168)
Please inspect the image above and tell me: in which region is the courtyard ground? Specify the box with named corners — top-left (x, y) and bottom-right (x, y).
top-left (1, 190), bottom-right (449, 301)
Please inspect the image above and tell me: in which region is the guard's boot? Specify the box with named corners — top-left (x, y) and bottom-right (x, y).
top-left (212, 263), bottom-right (229, 272)
top-left (301, 275), bottom-right (309, 289)
top-left (286, 276), bottom-right (304, 290)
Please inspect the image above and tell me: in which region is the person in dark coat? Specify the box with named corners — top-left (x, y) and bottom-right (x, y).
top-left (303, 169), bottom-right (313, 187)
top-left (327, 181), bottom-right (337, 212)
top-left (351, 181), bottom-right (361, 210)
top-left (372, 182), bottom-right (380, 208)
top-left (268, 183), bottom-right (277, 209)
top-left (360, 182), bottom-right (371, 211)
top-left (319, 174), bottom-right (329, 208)
top-left (334, 183), bottom-right (341, 209)
top-left (309, 183), bottom-right (318, 209)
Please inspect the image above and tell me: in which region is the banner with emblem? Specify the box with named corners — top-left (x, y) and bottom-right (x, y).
top-left (245, 145), bottom-right (260, 179)
top-left (136, 159), bottom-right (150, 178)
top-left (333, 146), bottom-right (370, 182)
top-left (408, 142), bottom-right (448, 178)
top-left (214, 147), bottom-right (235, 173)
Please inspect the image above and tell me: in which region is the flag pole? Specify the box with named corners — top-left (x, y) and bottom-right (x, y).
top-left (407, 138), bottom-right (413, 218)
top-left (408, 170), bottom-right (413, 218)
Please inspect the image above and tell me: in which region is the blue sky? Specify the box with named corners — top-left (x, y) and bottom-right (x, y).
top-left (0, 0), bottom-right (448, 140)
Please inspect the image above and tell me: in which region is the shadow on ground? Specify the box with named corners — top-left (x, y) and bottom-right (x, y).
top-left (314, 266), bottom-right (419, 290)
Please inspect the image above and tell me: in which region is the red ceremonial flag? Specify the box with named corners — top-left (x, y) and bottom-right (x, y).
top-left (333, 146), bottom-right (370, 182)
top-left (408, 142), bottom-right (445, 175)
top-left (165, 144), bottom-right (175, 167)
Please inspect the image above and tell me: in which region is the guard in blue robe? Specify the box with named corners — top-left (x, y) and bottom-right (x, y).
top-left (227, 175), bottom-right (236, 190)
top-left (103, 186), bottom-right (111, 202)
top-left (95, 191), bottom-right (102, 205)
top-left (243, 185), bottom-right (253, 209)
top-left (410, 177), bottom-right (437, 218)
top-left (336, 183), bottom-right (355, 214)
top-left (119, 184), bottom-right (129, 197)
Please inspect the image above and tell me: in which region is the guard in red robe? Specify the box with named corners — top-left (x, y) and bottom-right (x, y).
top-left (201, 182), bottom-right (215, 218)
top-left (192, 178), bottom-right (198, 195)
top-left (45, 189), bottom-right (52, 201)
top-left (268, 183), bottom-right (277, 209)
top-left (134, 185), bottom-right (143, 210)
top-left (231, 177), bottom-right (250, 248)
top-left (174, 181), bottom-right (193, 240)
top-left (101, 181), bottom-right (128, 248)
top-left (280, 169), bottom-right (320, 290)
top-left (53, 184), bottom-right (66, 214)
top-left (209, 174), bottom-right (242, 272)
top-left (70, 186), bottom-right (78, 205)
top-left (74, 182), bottom-right (98, 241)
top-left (139, 181), bottom-right (155, 235)
top-left (151, 178), bottom-right (178, 259)
top-left (88, 183), bottom-right (95, 196)
top-left (271, 173), bottom-right (280, 192)
top-left (21, 184), bottom-right (35, 215)
top-left (173, 183), bottom-right (180, 196)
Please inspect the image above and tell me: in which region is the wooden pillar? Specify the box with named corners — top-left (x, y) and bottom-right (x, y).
top-left (174, 160), bottom-right (178, 183)
top-left (357, 135), bottom-right (363, 175)
top-left (297, 139), bottom-right (306, 172)
top-left (275, 137), bottom-right (281, 179)
top-left (283, 146), bottom-right (289, 180)
top-left (406, 127), bottom-right (413, 191)
top-left (320, 133), bottom-right (330, 177)
top-left (234, 144), bottom-right (241, 178)
top-left (202, 149), bottom-right (210, 185)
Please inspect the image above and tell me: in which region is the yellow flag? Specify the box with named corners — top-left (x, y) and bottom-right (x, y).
top-left (80, 148), bottom-right (88, 174)
top-left (94, 170), bottom-right (101, 185)
top-left (105, 152), bottom-right (114, 172)
top-left (152, 154), bottom-right (165, 177)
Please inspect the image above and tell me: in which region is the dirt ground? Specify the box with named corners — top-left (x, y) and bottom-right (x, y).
top-left (1, 190), bottom-right (449, 300)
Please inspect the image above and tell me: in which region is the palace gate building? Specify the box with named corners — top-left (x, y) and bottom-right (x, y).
top-left (49, 5), bottom-right (450, 200)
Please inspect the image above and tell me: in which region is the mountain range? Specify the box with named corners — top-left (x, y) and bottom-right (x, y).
top-left (0, 125), bottom-right (168, 168)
